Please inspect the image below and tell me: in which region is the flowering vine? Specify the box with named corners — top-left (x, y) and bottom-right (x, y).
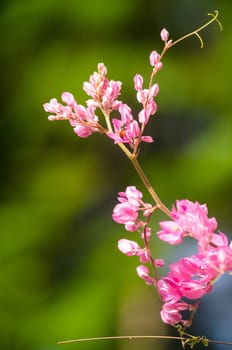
top-left (44, 10), bottom-right (230, 348)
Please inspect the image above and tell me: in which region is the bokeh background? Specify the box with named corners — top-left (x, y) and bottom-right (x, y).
top-left (1, 0), bottom-right (232, 349)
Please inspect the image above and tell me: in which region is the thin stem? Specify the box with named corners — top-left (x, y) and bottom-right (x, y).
top-left (58, 335), bottom-right (232, 347)
top-left (117, 142), bottom-right (134, 159)
top-left (102, 110), bottom-right (113, 133)
top-left (130, 156), bottom-right (172, 218)
top-left (116, 141), bottom-right (172, 217)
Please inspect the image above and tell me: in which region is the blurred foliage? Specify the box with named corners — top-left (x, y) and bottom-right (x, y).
top-left (1, 1), bottom-right (232, 350)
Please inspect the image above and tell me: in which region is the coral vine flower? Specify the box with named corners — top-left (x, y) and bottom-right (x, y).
top-left (160, 300), bottom-right (194, 326)
top-left (44, 13), bottom-right (226, 332)
top-left (107, 103), bottom-right (154, 145)
top-left (43, 92), bottom-right (102, 138)
top-left (118, 239), bottom-right (150, 263)
top-left (112, 186), bottom-right (153, 232)
top-left (157, 199), bottom-right (218, 248)
top-left (136, 265), bottom-right (154, 285)
top-left (134, 73), bottom-right (159, 125)
top-left (83, 62), bottom-right (122, 111)
top-left (160, 28), bottom-right (169, 42)
top-left (149, 50), bottom-right (163, 71)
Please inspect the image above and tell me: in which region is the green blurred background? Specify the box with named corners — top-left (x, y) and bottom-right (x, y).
top-left (1, 1), bottom-right (232, 349)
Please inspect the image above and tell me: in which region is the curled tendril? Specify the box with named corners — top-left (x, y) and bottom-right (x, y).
top-left (208, 10), bottom-right (223, 31)
top-left (171, 10), bottom-right (222, 50)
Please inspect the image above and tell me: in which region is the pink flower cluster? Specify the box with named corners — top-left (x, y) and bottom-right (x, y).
top-left (43, 92), bottom-right (102, 138)
top-left (157, 200), bottom-right (232, 325)
top-left (112, 186), bottom-right (153, 232)
top-left (43, 50), bottom-right (161, 152)
top-left (113, 190), bottom-right (232, 326)
top-left (157, 200), bottom-right (218, 248)
top-left (44, 23), bottom-right (229, 332)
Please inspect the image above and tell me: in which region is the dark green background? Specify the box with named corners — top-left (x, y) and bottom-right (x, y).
top-left (1, 1), bottom-right (232, 349)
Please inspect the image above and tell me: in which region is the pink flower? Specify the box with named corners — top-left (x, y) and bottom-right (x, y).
top-left (134, 73), bottom-right (159, 125)
top-left (118, 239), bottom-right (141, 256)
top-left (83, 63), bottom-right (108, 100)
top-left (157, 221), bottom-right (184, 245)
top-left (112, 202), bottom-right (139, 228)
top-left (83, 63), bottom-right (122, 112)
top-left (160, 28), bottom-right (169, 42)
top-left (62, 92), bottom-right (77, 107)
top-left (134, 74), bottom-right (143, 91)
top-left (73, 124), bottom-right (92, 138)
top-left (107, 104), bottom-right (154, 145)
top-left (158, 199), bottom-right (218, 248)
top-left (44, 92), bottom-right (103, 138)
top-left (112, 186), bottom-right (153, 231)
top-left (136, 265), bottom-right (154, 285)
top-left (43, 98), bottom-right (73, 120)
top-left (158, 277), bottom-right (181, 302)
top-left (70, 105), bottom-right (100, 138)
top-left (118, 239), bottom-right (150, 263)
top-left (154, 258), bottom-right (165, 267)
top-left (160, 301), bottom-right (193, 326)
top-left (149, 50), bottom-right (163, 71)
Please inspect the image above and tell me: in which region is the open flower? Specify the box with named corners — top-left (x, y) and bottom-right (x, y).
top-left (112, 186), bottom-right (153, 231)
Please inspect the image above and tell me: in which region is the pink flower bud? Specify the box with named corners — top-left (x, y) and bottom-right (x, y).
top-left (149, 50), bottom-right (161, 67)
top-left (118, 239), bottom-right (140, 256)
top-left (136, 265), bottom-right (154, 285)
top-left (62, 92), bottom-right (76, 106)
top-left (160, 28), bottom-right (169, 42)
top-left (134, 74), bottom-right (143, 91)
top-left (150, 83), bottom-right (159, 97)
top-left (154, 258), bottom-right (165, 267)
top-left (73, 124), bottom-right (92, 138)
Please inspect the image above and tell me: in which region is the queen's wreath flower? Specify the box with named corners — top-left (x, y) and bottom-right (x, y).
top-left (44, 11), bottom-right (230, 348)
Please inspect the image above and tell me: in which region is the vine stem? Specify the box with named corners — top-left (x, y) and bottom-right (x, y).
top-left (130, 156), bottom-right (172, 218)
top-left (58, 335), bottom-right (232, 347)
top-left (116, 142), bottom-right (172, 218)
top-left (169, 10), bottom-right (222, 49)
top-left (149, 10), bottom-right (222, 88)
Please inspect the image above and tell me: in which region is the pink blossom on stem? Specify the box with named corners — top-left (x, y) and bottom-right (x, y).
top-left (136, 265), bottom-right (154, 285)
top-left (83, 63), bottom-right (108, 101)
top-left (118, 239), bottom-right (151, 263)
top-left (160, 28), bottom-right (169, 42)
top-left (134, 73), bottom-right (159, 125)
top-left (157, 221), bottom-right (184, 245)
top-left (112, 186), bottom-right (153, 232)
top-left (154, 258), bottom-right (165, 267)
top-left (149, 50), bottom-right (163, 71)
top-left (158, 199), bottom-right (218, 249)
top-left (157, 242), bottom-right (232, 327)
top-left (141, 227), bottom-right (151, 241)
top-left (134, 74), bottom-right (143, 91)
top-left (118, 239), bottom-right (141, 256)
top-left (107, 104), bottom-right (154, 145)
top-left (83, 63), bottom-right (122, 112)
top-left (160, 300), bottom-right (193, 327)
top-left (43, 98), bottom-right (73, 120)
top-left (43, 95), bottom-right (103, 137)
top-left (160, 28), bottom-right (173, 48)
top-left (62, 92), bottom-right (77, 107)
